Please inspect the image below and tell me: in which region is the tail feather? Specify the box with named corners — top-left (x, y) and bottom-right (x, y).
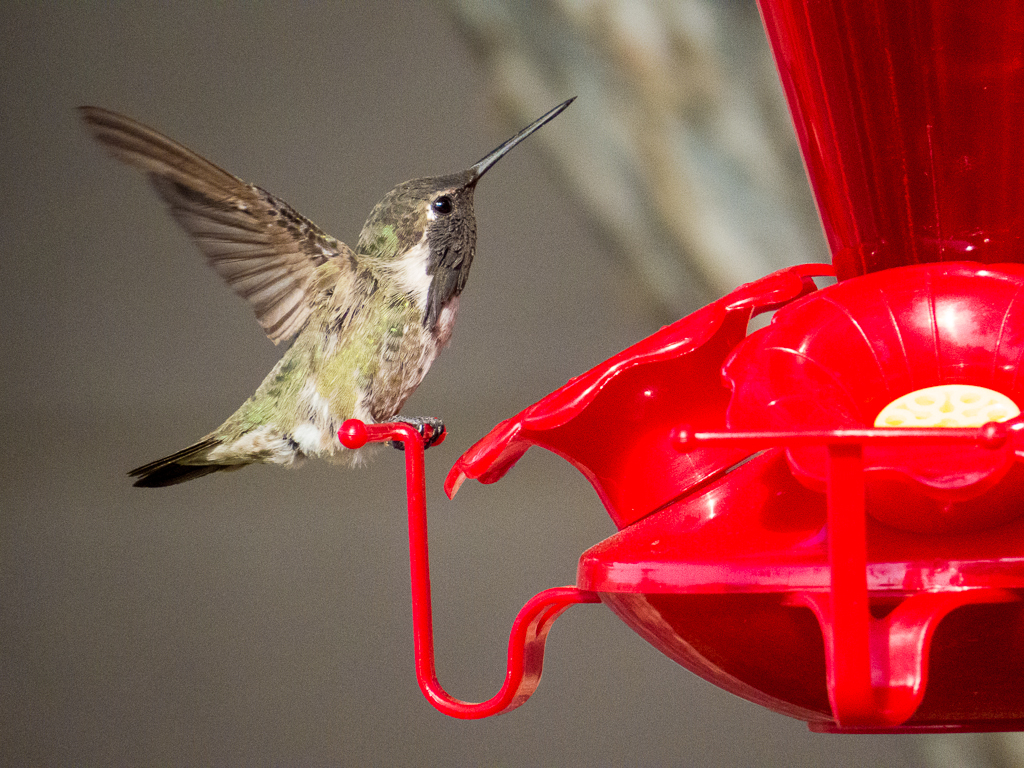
top-left (130, 463), bottom-right (235, 488)
top-left (128, 437), bottom-right (247, 488)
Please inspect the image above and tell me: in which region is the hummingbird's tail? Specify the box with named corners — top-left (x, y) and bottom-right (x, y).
top-left (128, 437), bottom-right (246, 488)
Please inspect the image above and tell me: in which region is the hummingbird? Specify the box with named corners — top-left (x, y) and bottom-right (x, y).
top-left (79, 98), bottom-right (574, 487)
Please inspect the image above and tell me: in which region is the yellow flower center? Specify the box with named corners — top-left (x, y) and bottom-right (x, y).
top-left (874, 384), bottom-right (1020, 428)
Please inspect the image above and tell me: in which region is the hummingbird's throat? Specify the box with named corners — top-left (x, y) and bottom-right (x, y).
top-left (382, 236), bottom-right (433, 315)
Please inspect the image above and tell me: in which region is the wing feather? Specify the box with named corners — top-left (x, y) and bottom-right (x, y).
top-left (79, 105), bottom-right (353, 345)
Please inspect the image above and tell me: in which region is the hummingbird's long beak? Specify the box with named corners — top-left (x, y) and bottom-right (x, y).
top-left (467, 97), bottom-right (575, 186)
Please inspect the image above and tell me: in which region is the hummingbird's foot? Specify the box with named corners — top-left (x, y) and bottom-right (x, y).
top-left (388, 416), bottom-right (446, 451)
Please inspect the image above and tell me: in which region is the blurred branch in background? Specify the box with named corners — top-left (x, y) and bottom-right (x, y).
top-left (448, 0), bottom-right (828, 319)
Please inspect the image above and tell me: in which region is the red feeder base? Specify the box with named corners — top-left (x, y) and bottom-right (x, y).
top-left (580, 449), bottom-right (1024, 733)
top-left (449, 263), bottom-right (1024, 730)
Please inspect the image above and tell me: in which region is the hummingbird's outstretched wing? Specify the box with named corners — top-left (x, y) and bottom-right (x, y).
top-left (79, 106), bottom-right (353, 345)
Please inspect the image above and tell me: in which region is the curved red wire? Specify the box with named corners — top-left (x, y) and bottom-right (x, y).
top-left (339, 419), bottom-right (600, 718)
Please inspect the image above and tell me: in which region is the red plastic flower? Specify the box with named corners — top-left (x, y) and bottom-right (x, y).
top-left (725, 262), bottom-right (1024, 531)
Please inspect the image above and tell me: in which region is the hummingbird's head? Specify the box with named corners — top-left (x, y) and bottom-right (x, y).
top-left (357, 98), bottom-right (574, 333)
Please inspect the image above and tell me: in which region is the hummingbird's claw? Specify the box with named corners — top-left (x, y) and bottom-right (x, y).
top-left (389, 416), bottom-right (446, 451)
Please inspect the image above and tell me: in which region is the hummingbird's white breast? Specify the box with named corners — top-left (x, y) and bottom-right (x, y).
top-left (385, 235), bottom-right (433, 314)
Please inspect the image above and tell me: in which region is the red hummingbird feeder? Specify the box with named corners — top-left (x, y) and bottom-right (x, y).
top-left (341, 0), bottom-right (1024, 732)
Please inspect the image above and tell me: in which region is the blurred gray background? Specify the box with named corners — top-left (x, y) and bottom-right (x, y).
top-left (1, 2), bottom-right (1011, 765)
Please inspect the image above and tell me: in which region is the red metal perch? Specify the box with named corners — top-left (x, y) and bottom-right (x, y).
top-left (339, 419), bottom-right (599, 719)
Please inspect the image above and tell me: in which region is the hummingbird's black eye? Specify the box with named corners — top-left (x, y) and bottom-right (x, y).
top-left (431, 196), bottom-right (454, 215)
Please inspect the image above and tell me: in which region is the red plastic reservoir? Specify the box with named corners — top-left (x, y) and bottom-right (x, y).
top-left (758, 0), bottom-right (1024, 280)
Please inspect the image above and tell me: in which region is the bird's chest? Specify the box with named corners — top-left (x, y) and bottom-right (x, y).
top-left (381, 294), bottom-right (460, 382)
top-left (313, 297), bottom-right (429, 422)
top-left (368, 315), bottom-right (441, 415)
top-left (315, 283), bottom-right (457, 422)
